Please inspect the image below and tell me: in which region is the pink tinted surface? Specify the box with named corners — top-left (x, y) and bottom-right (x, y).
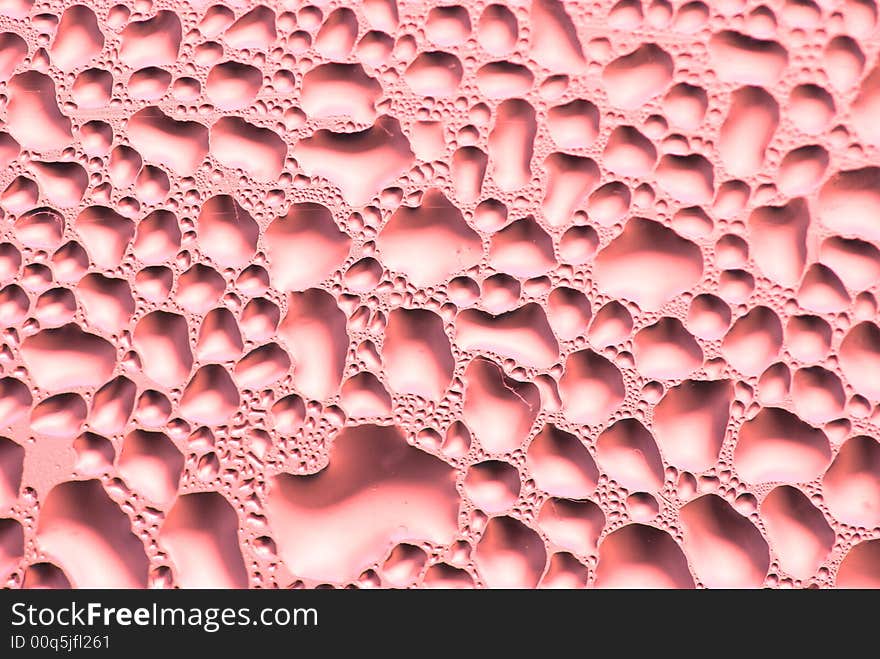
top-left (0, 0), bottom-right (878, 590)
